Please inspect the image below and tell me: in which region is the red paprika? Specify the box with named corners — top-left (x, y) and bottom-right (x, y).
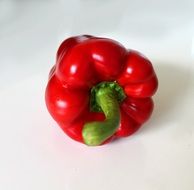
top-left (45, 35), bottom-right (158, 146)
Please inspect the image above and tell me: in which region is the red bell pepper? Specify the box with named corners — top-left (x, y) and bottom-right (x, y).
top-left (45, 35), bottom-right (158, 146)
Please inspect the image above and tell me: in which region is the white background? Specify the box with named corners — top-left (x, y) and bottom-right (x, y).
top-left (0, 0), bottom-right (194, 189)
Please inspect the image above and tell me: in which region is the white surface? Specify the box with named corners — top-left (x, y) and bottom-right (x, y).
top-left (0, 1), bottom-right (194, 190)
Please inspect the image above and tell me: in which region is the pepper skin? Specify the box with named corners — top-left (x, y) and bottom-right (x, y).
top-left (45, 35), bottom-right (158, 146)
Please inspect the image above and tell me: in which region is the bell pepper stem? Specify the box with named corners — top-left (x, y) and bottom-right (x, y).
top-left (82, 86), bottom-right (120, 146)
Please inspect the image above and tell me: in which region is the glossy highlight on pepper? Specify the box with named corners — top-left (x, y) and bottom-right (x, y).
top-left (45, 35), bottom-right (158, 146)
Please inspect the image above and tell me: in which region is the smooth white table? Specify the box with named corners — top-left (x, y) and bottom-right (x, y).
top-left (0, 1), bottom-right (194, 189)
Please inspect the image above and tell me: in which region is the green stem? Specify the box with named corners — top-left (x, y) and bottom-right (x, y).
top-left (82, 86), bottom-right (120, 146)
